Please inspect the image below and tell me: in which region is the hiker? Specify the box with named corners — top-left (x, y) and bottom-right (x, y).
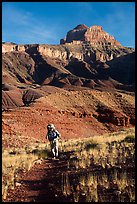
top-left (46, 124), bottom-right (61, 159)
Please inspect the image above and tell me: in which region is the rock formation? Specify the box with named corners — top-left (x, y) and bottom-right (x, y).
top-left (2, 23), bottom-right (134, 90)
top-left (60, 24), bottom-right (121, 47)
top-left (2, 24), bottom-right (135, 140)
top-left (2, 24), bottom-right (134, 64)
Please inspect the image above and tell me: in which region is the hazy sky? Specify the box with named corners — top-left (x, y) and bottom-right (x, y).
top-left (2, 2), bottom-right (135, 48)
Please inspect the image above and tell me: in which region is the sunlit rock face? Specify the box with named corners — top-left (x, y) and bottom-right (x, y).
top-left (2, 42), bottom-right (26, 53)
top-left (2, 24), bottom-right (134, 64)
top-left (60, 24), bottom-right (121, 47)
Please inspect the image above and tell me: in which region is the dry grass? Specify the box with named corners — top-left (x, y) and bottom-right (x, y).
top-left (60, 127), bottom-right (135, 202)
top-left (61, 127), bottom-right (135, 169)
top-left (2, 141), bottom-right (51, 200)
top-left (61, 168), bottom-right (135, 202)
top-left (2, 153), bottom-right (39, 200)
top-left (2, 127), bottom-right (135, 202)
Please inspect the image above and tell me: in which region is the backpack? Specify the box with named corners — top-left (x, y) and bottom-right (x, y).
top-left (47, 130), bottom-right (59, 141)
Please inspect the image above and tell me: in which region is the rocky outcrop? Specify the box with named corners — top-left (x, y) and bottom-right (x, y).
top-left (2, 51), bottom-right (35, 85)
top-left (2, 50), bottom-right (135, 91)
top-left (95, 105), bottom-right (131, 127)
top-left (63, 24), bottom-right (88, 43)
top-left (2, 42), bottom-right (25, 53)
top-left (2, 87), bottom-right (43, 111)
top-left (60, 24), bottom-right (121, 47)
top-left (60, 24), bottom-right (134, 62)
top-left (2, 89), bottom-right (24, 111)
top-left (22, 89), bottom-right (43, 105)
top-left (2, 42), bottom-right (134, 65)
top-left (65, 58), bottom-right (97, 78)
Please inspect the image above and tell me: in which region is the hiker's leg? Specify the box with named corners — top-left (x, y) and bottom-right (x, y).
top-left (50, 141), bottom-right (55, 157)
top-left (55, 140), bottom-right (59, 157)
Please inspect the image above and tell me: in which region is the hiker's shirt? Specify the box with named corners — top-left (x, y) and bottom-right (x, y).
top-left (46, 130), bottom-right (60, 142)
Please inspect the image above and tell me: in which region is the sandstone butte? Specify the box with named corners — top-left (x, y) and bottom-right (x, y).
top-left (2, 24), bottom-right (134, 62)
top-left (60, 24), bottom-right (121, 47)
top-left (2, 24), bottom-right (135, 149)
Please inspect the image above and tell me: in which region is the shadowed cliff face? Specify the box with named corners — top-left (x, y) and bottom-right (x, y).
top-left (107, 52), bottom-right (135, 85)
top-left (2, 48), bottom-right (135, 91)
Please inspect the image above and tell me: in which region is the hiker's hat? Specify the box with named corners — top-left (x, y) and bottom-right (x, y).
top-left (47, 124), bottom-right (55, 130)
top-left (50, 124), bottom-right (55, 129)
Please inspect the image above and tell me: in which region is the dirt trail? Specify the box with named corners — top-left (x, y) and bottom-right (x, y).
top-left (4, 143), bottom-right (135, 202)
top-left (6, 152), bottom-right (73, 202)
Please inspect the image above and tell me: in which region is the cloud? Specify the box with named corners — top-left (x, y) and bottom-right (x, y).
top-left (2, 3), bottom-right (59, 44)
top-left (2, 3), bottom-right (32, 26)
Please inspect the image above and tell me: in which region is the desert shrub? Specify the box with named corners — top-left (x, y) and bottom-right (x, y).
top-left (32, 149), bottom-right (50, 159)
top-left (85, 142), bottom-right (98, 151)
top-left (67, 128), bottom-right (135, 172)
top-left (122, 135), bottom-right (135, 143)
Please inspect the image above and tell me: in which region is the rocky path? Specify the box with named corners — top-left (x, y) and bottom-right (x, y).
top-left (6, 153), bottom-right (72, 202)
top-left (4, 150), bottom-right (135, 202)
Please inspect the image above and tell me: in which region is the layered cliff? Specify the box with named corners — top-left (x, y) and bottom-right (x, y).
top-left (2, 23), bottom-right (134, 63)
top-left (2, 24), bottom-right (135, 91)
top-left (2, 42), bottom-right (133, 62)
top-left (60, 24), bottom-right (121, 47)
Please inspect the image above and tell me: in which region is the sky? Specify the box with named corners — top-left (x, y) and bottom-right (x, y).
top-left (2, 2), bottom-right (135, 48)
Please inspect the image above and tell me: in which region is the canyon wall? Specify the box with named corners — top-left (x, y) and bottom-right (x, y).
top-left (2, 42), bottom-right (134, 64)
top-left (2, 24), bottom-right (134, 63)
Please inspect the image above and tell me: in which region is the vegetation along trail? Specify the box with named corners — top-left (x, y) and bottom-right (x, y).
top-left (3, 128), bottom-right (135, 202)
top-left (4, 150), bottom-right (75, 202)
